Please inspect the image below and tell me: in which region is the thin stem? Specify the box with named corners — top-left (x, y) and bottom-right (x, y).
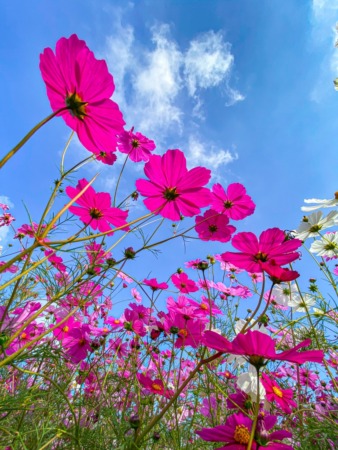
top-left (0, 107), bottom-right (69, 169)
top-left (247, 366), bottom-right (260, 450)
top-left (113, 154), bottom-right (129, 207)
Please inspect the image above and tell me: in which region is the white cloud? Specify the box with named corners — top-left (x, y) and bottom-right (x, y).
top-left (0, 195), bottom-right (14, 246)
top-left (0, 196), bottom-right (13, 209)
top-left (184, 31), bottom-right (236, 95)
top-left (310, 0), bottom-right (338, 101)
top-left (131, 24), bottom-right (184, 140)
top-left (103, 22), bottom-right (243, 145)
top-left (104, 23), bottom-right (135, 111)
top-left (186, 135), bottom-right (238, 172)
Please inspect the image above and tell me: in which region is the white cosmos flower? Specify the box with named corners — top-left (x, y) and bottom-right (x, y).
top-left (301, 194), bottom-right (338, 212)
top-left (237, 366), bottom-right (266, 401)
top-left (310, 232), bottom-right (338, 259)
top-left (271, 283), bottom-right (300, 308)
top-left (288, 293), bottom-right (316, 313)
top-left (235, 319), bottom-right (269, 335)
top-left (294, 211), bottom-right (338, 241)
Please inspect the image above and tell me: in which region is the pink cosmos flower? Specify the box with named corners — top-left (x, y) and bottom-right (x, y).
top-left (0, 261), bottom-right (19, 273)
top-left (196, 412), bottom-right (256, 449)
top-left (136, 149), bottom-right (211, 221)
top-left (52, 316), bottom-right (82, 341)
top-left (165, 311), bottom-right (205, 348)
top-left (137, 373), bottom-right (173, 398)
top-left (44, 249), bottom-right (66, 273)
top-left (260, 261), bottom-right (300, 283)
top-left (85, 242), bottom-right (111, 274)
top-left (221, 228), bottom-right (302, 273)
top-left (167, 295), bottom-right (203, 320)
top-left (204, 329), bottom-right (324, 367)
top-left (261, 373), bottom-right (297, 414)
top-left (0, 213), bottom-right (15, 227)
top-left (66, 178), bottom-right (129, 234)
top-left (211, 183), bottom-right (256, 220)
top-left (131, 288), bottom-right (142, 303)
top-left (195, 209), bottom-right (236, 242)
top-left (63, 323), bottom-right (92, 364)
top-left (196, 412), bottom-right (293, 450)
top-left (40, 34), bottom-right (125, 155)
top-left (143, 278), bottom-right (169, 291)
top-left (117, 127), bottom-right (156, 162)
top-left (6, 323), bottom-right (45, 355)
top-left (171, 272), bottom-right (199, 293)
top-left (14, 223), bottom-right (47, 239)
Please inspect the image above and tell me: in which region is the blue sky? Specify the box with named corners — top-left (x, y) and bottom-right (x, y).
top-left (1, 0), bottom-right (338, 277)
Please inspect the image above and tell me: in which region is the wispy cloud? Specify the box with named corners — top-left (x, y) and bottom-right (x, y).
top-left (103, 19), bottom-right (244, 145)
top-left (310, 0), bottom-right (338, 102)
top-left (184, 30), bottom-right (244, 111)
top-left (186, 134), bottom-right (238, 174)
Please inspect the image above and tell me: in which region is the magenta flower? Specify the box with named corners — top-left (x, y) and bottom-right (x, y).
top-left (221, 228), bottom-right (302, 273)
top-left (0, 213), bottom-right (15, 227)
top-left (143, 278), bottom-right (169, 291)
top-left (137, 373), bottom-right (173, 398)
top-left (40, 34), bottom-right (125, 155)
top-left (261, 372), bottom-right (297, 414)
top-left (260, 261), bottom-right (300, 283)
top-left (136, 149), bottom-right (211, 221)
top-left (63, 323), bottom-right (92, 364)
top-left (211, 182), bottom-right (256, 220)
top-left (204, 329), bottom-right (324, 367)
top-left (52, 316), bottom-right (81, 341)
top-left (44, 249), bottom-right (66, 273)
top-left (117, 127), bottom-right (156, 162)
top-left (166, 312), bottom-right (205, 348)
top-left (196, 412), bottom-right (293, 450)
top-left (195, 209), bottom-right (236, 242)
top-left (196, 412), bottom-right (256, 449)
top-left (66, 178), bottom-right (129, 234)
top-left (171, 272), bottom-right (199, 293)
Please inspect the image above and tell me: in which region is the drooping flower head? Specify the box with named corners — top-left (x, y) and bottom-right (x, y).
top-left (40, 34), bottom-right (125, 155)
top-left (221, 228), bottom-right (302, 273)
top-left (204, 329), bottom-right (324, 368)
top-left (66, 178), bottom-right (129, 234)
top-left (117, 127), bottom-right (156, 162)
top-left (136, 149), bottom-right (211, 221)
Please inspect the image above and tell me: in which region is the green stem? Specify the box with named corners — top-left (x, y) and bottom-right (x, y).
top-left (247, 367), bottom-right (260, 450)
top-left (0, 107), bottom-right (69, 169)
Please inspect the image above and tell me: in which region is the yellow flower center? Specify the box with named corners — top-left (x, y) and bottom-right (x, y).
top-left (272, 386), bottom-right (283, 398)
top-left (234, 424), bottom-right (250, 444)
top-left (224, 200), bottom-right (233, 209)
top-left (20, 332), bottom-right (27, 340)
top-left (66, 92), bottom-right (87, 119)
top-left (131, 139), bottom-right (140, 148)
top-left (62, 326), bottom-right (69, 333)
top-left (163, 187), bottom-right (179, 201)
top-left (178, 328), bottom-right (188, 338)
top-left (89, 208), bottom-right (104, 219)
top-left (254, 251), bottom-right (268, 262)
top-left (200, 303), bottom-right (208, 310)
top-left (151, 382), bottom-right (162, 391)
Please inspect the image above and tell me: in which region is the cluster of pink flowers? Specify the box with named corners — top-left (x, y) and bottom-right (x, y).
top-left (1, 34), bottom-right (336, 450)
